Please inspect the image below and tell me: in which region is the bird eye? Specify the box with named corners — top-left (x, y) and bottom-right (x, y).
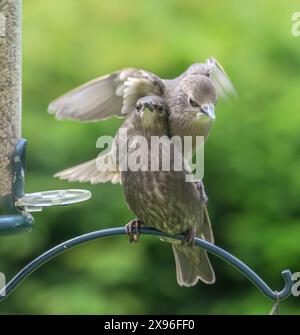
top-left (157, 105), bottom-right (164, 113)
top-left (136, 104), bottom-right (142, 112)
top-left (189, 97), bottom-right (199, 108)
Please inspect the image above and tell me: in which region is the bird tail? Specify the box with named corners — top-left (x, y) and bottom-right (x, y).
top-left (172, 243), bottom-right (215, 286)
top-left (54, 152), bottom-right (121, 184)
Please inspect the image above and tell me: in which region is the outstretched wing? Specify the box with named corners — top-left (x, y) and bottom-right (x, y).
top-left (185, 57), bottom-right (237, 100)
top-left (205, 57), bottom-right (237, 100)
top-left (48, 68), bottom-right (165, 122)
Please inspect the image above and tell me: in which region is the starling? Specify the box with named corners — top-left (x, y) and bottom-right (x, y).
top-left (121, 96), bottom-right (215, 286)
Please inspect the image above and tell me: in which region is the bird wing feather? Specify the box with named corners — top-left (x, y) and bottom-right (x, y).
top-left (48, 68), bottom-right (164, 122)
top-left (54, 157), bottom-right (121, 184)
top-left (205, 57), bottom-right (237, 99)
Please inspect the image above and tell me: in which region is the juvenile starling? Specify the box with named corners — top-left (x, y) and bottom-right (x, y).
top-left (49, 57), bottom-right (235, 184)
top-left (121, 96), bottom-right (215, 286)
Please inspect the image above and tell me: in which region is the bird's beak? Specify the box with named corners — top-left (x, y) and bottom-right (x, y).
top-left (140, 102), bottom-right (155, 118)
top-left (144, 102), bottom-right (155, 112)
top-left (140, 104), bottom-right (155, 126)
top-left (200, 104), bottom-right (215, 121)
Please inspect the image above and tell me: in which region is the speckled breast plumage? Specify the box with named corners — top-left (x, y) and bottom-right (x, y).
top-left (122, 169), bottom-right (203, 235)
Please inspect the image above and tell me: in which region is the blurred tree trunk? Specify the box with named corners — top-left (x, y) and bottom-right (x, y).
top-left (0, 0), bottom-right (21, 210)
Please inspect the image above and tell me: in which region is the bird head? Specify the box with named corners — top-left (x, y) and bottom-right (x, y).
top-left (134, 96), bottom-right (169, 133)
top-left (178, 74), bottom-right (217, 122)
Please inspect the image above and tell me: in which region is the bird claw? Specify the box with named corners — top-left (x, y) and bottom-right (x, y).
top-left (195, 181), bottom-right (209, 205)
top-left (125, 219), bottom-right (143, 243)
top-left (182, 229), bottom-right (196, 247)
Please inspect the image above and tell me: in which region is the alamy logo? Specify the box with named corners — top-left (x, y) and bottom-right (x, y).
top-left (291, 12), bottom-right (300, 37)
top-left (95, 129), bottom-right (205, 182)
top-left (0, 272), bottom-right (6, 297)
top-left (292, 272), bottom-right (300, 297)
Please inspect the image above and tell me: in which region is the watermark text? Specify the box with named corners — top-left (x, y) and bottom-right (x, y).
top-left (291, 12), bottom-right (300, 36)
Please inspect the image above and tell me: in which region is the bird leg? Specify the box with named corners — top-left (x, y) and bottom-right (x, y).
top-left (182, 228), bottom-right (196, 247)
top-left (195, 181), bottom-right (209, 205)
top-left (125, 219), bottom-right (144, 243)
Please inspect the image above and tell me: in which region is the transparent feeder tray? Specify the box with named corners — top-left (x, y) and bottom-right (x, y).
top-left (15, 189), bottom-right (92, 212)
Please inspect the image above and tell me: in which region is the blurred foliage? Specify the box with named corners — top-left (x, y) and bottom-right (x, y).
top-left (0, 0), bottom-right (300, 314)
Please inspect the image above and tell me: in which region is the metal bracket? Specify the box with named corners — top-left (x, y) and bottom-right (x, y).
top-left (0, 139), bottom-right (34, 236)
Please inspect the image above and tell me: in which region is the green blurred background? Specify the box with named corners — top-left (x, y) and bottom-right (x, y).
top-left (0, 0), bottom-right (300, 314)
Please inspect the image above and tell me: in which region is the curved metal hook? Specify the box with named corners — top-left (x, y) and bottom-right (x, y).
top-left (0, 227), bottom-right (294, 302)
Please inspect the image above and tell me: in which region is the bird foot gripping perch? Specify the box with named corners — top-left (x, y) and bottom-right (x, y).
top-left (182, 228), bottom-right (196, 246)
top-left (0, 139), bottom-right (91, 236)
top-left (125, 219), bottom-right (144, 243)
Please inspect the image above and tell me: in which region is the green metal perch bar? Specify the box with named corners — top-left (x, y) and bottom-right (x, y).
top-left (0, 226), bottom-right (294, 302)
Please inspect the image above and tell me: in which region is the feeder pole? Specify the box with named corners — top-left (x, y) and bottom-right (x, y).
top-left (0, 0), bottom-right (21, 207)
top-left (0, 0), bottom-right (33, 235)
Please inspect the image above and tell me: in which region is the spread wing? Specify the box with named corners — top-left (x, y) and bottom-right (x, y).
top-left (48, 68), bottom-right (165, 122)
top-left (205, 57), bottom-right (237, 100)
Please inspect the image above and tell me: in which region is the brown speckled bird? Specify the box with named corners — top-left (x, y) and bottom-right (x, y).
top-left (121, 96), bottom-right (215, 287)
top-left (49, 57), bottom-right (235, 185)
